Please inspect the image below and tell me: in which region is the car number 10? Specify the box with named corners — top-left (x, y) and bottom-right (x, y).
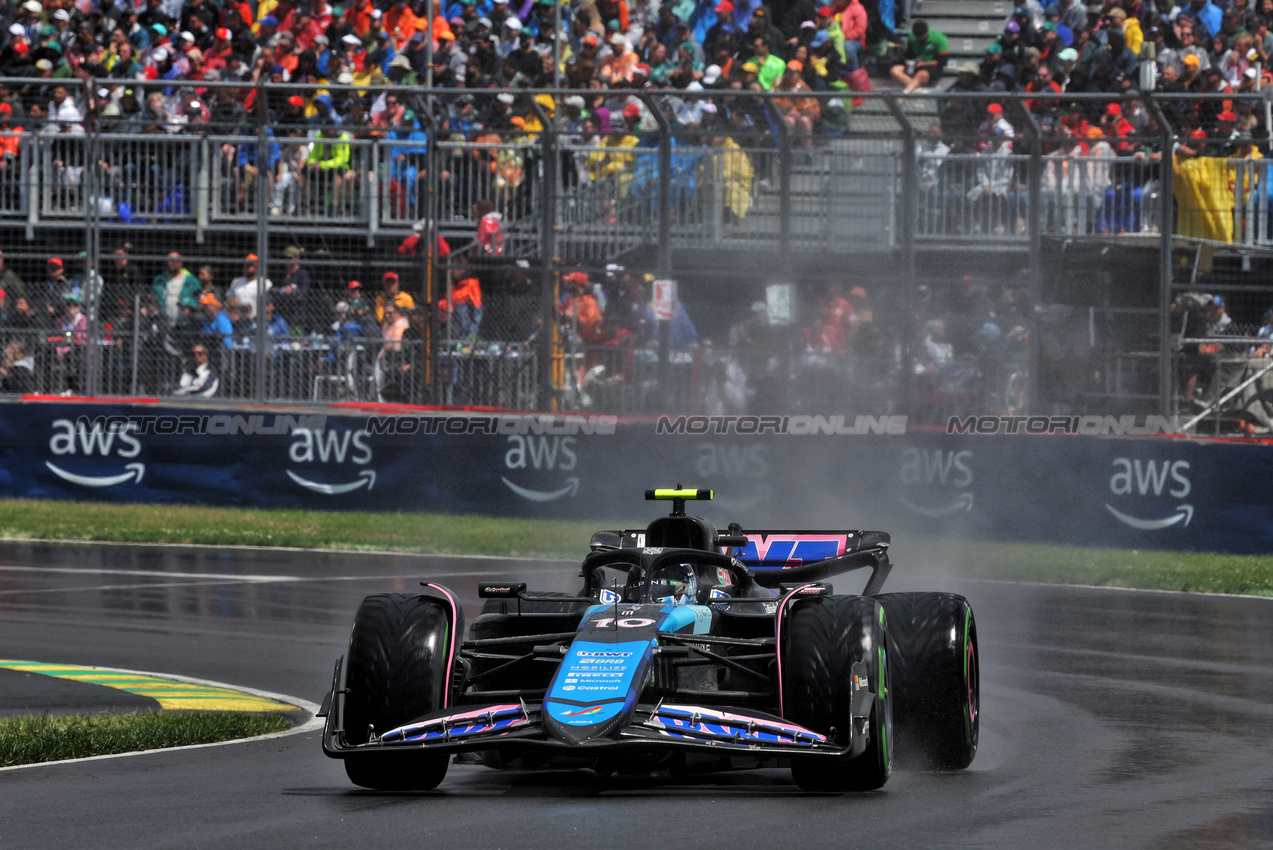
top-left (593, 617), bottom-right (656, 629)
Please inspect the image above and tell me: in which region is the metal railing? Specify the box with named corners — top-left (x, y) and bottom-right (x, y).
top-left (9, 82), bottom-right (1273, 418)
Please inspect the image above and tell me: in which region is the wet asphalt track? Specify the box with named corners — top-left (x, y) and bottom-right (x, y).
top-left (0, 540), bottom-right (1271, 850)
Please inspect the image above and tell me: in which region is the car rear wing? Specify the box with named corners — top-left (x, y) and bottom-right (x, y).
top-left (588, 529), bottom-right (892, 596)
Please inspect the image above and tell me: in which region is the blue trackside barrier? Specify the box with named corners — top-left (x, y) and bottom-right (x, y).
top-left (0, 399), bottom-right (1268, 554)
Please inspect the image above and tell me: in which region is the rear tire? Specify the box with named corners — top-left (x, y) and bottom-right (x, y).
top-left (783, 595), bottom-right (892, 792)
top-left (876, 592), bottom-right (978, 770)
top-left (341, 593), bottom-right (455, 790)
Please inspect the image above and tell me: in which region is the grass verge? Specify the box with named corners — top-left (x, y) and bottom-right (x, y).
top-left (928, 539), bottom-right (1273, 597)
top-left (0, 711), bottom-right (291, 767)
top-left (1, 498), bottom-right (1271, 597)
top-left (0, 498), bottom-right (597, 559)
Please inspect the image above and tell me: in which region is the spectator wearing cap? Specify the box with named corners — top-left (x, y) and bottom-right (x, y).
top-left (996, 19), bottom-right (1025, 71)
top-left (1089, 28), bottom-right (1138, 91)
top-left (346, 279), bottom-right (372, 318)
top-left (375, 271), bottom-right (415, 323)
top-left (227, 254), bottom-right (273, 319)
top-left (55, 292), bottom-right (88, 383)
top-left (891, 20), bottom-right (949, 93)
top-left (775, 59), bottom-right (820, 140)
top-left (1005, 4), bottom-right (1036, 44)
top-left (1053, 46), bottom-right (1079, 85)
top-left (275, 245), bottom-right (311, 331)
top-left (979, 41), bottom-right (1004, 85)
top-left (199, 291), bottom-right (234, 348)
top-left (1099, 102), bottom-right (1136, 151)
top-left (149, 252), bottom-right (197, 324)
top-left (600, 31), bottom-right (638, 83)
top-left (968, 103), bottom-right (1024, 234)
top-left (702, 1), bottom-right (739, 60)
top-left (1043, 5), bottom-right (1073, 48)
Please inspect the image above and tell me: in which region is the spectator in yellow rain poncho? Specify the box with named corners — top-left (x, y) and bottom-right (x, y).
top-left (586, 119), bottom-right (641, 196)
top-left (1174, 131), bottom-right (1264, 243)
top-left (712, 135), bottom-right (754, 220)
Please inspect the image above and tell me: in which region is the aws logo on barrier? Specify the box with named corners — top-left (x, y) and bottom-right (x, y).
top-left (897, 447), bottom-right (974, 517)
top-left (1106, 458), bottom-right (1193, 530)
top-left (502, 436), bottom-right (579, 501)
top-left (695, 444), bottom-right (769, 511)
top-left (287, 428), bottom-right (375, 495)
top-left (46, 419), bottom-right (145, 487)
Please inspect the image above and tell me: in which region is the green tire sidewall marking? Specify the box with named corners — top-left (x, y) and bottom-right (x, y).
top-left (879, 641), bottom-right (890, 775)
top-left (963, 606), bottom-right (974, 745)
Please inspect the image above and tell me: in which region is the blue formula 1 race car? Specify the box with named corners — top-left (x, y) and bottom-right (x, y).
top-left (320, 487), bottom-right (979, 792)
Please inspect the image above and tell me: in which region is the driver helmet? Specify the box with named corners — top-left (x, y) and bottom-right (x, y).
top-left (650, 563), bottom-right (697, 606)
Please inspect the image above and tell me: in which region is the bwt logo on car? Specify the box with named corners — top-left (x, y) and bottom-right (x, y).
top-left (45, 418), bottom-right (145, 488)
top-left (287, 427), bottom-right (376, 495)
top-left (897, 447), bottom-right (975, 517)
top-left (1105, 457), bottom-right (1193, 530)
top-left (501, 435), bottom-right (579, 502)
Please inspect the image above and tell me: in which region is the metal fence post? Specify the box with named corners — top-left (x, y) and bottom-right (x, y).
top-left (1020, 102), bottom-right (1043, 415)
top-left (775, 94), bottom-right (792, 266)
top-left (253, 80), bottom-right (270, 403)
top-left (1147, 94), bottom-right (1175, 418)
top-left (83, 79), bottom-right (102, 396)
top-left (538, 96), bottom-right (559, 411)
top-left (884, 94), bottom-right (917, 417)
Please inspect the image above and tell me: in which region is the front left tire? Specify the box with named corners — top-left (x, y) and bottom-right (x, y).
top-left (341, 593), bottom-right (456, 790)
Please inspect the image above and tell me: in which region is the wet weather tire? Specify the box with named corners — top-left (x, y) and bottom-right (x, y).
top-left (341, 593), bottom-right (456, 791)
top-left (783, 595), bottom-right (892, 792)
top-left (876, 592), bottom-right (978, 770)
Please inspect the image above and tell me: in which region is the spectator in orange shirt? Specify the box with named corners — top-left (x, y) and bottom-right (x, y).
top-left (1099, 102), bottom-right (1136, 152)
top-left (560, 271), bottom-right (604, 344)
top-left (384, 0), bottom-right (421, 48)
top-left (446, 266), bottom-right (483, 339)
top-left (775, 60), bottom-right (819, 140)
top-left (0, 103), bottom-right (22, 183)
top-left (600, 33), bottom-right (638, 84)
